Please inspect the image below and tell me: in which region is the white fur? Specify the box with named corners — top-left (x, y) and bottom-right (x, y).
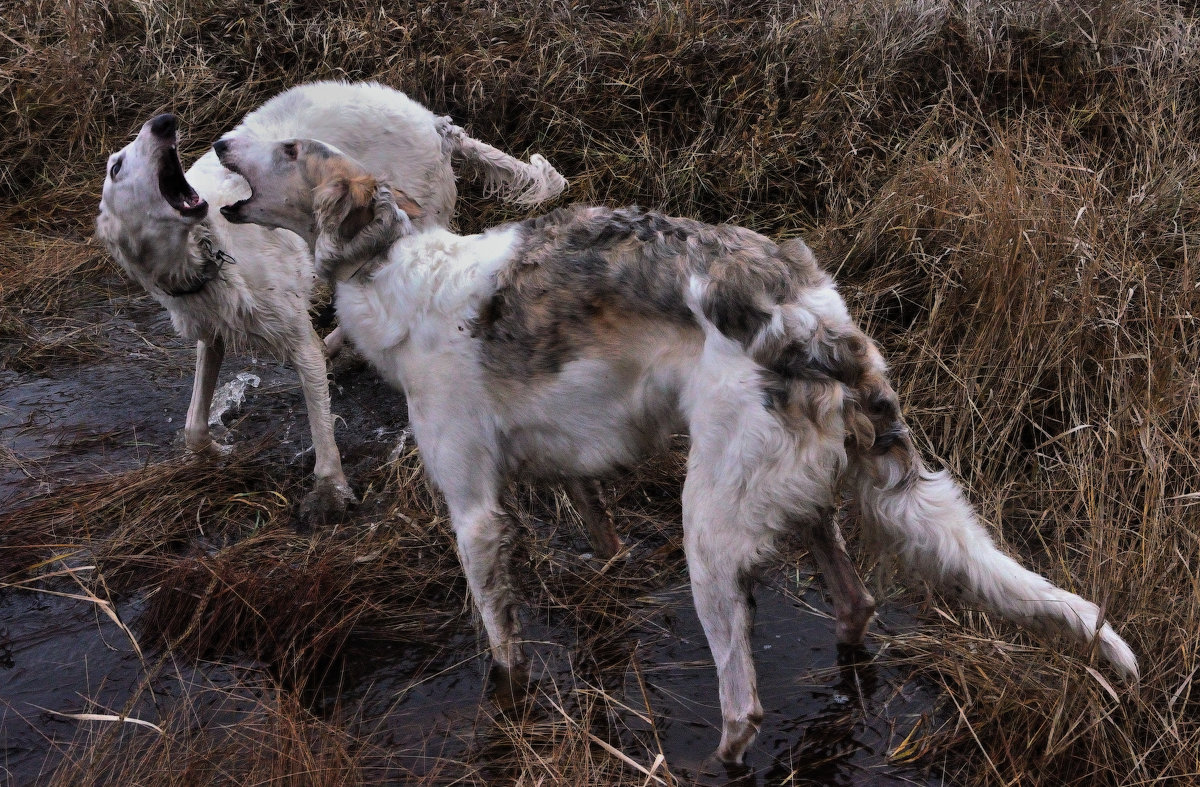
top-left (328, 228), bottom-right (865, 763)
top-left (856, 467), bottom-right (1139, 678)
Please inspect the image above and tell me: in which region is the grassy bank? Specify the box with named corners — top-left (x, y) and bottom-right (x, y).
top-left (3, 0), bottom-right (1199, 783)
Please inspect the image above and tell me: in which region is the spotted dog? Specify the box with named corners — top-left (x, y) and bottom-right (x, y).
top-left (216, 137), bottom-right (1139, 764)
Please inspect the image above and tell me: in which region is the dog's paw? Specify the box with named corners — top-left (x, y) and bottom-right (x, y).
top-left (487, 661), bottom-right (533, 715)
top-left (179, 431), bottom-right (235, 458)
top-left (201, 441), bottom-right (235, 458)
top-left (296, 478), bottom-right (358, 532)
top-left (699, 753), bottom-right (754, 784)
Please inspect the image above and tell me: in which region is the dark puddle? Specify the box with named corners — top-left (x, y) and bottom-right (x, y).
top-left (308, 581), bottom-right (940, 786)
top-left (0, 298), bottom-right (942, 785)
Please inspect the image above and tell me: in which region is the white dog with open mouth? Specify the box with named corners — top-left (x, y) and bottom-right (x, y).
top-left (96, 81), bottom-right (566, 522)
top-left (215, 137), bottom-right (1138, 765)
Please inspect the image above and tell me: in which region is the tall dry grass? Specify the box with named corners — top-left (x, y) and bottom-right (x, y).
top-left (3, 0), bottom-right (1200, 783)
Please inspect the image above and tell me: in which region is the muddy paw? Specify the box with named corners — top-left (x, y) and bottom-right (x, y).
top-left (179, 431), bottom-right (235, 458)
top-left (488, 661), bottom-right (533, 715)
top-left (198, 441), bottom-right (235, 458)
top-left (296, 478), bottom-right (358, 532)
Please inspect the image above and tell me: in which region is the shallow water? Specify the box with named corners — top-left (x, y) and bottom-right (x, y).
top-left (313, 581), bottom-right (941, 786)
top-left (0, 301), bottom-right (941, 785)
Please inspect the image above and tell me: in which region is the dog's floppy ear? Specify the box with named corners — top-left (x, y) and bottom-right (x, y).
top-left (392, 189), bottom-right (424, 220)
top-left (314, 173), bottom-right (378, 241)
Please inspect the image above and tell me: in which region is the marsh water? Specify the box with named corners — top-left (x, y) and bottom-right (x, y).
top-left (0, 297), bottom-right (942, 785)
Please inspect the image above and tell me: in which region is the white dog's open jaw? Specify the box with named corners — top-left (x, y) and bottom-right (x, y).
top-left (159, 145), bottom-right (207, 217)
top-left (148, 114), bottom-right (208, 219)
top-left (212, 138), bottom-right (255, 224)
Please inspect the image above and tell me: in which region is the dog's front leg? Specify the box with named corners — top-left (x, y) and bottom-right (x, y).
top-left (408, 387), bottom-right (527, 674)
top-left (184, 336), bottom-right (227, 455)
top-left (292, 328), bottom-right (356, 527)
top-left (449, 503), bottom-right (527, 673)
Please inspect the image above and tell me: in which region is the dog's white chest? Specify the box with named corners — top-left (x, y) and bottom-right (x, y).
top-left (333, 227), bottom-right (519, 384)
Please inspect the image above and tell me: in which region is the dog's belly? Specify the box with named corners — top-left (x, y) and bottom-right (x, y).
top-left (495, 354), bottom-right (688, 478)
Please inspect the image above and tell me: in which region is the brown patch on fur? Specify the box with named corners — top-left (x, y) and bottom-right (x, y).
top-left (313, 158), bottom-right (379, 241)
top-left (306, 149), bottom-right (411, 284)
top-left (834, 337), bottom-right (916, 483)
top-left (392, 191), bottom-right (424, 220)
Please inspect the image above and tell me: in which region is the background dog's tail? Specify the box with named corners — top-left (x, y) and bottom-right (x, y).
top-left (439, 118), bottom-right (568, 206)
top-left (844, 375), bottom-right (1139, 681)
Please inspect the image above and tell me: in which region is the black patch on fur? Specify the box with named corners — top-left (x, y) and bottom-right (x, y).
top-left (866, 389), bottom-right (898, 422)
top-left (760, 371), bottom-right (790, 412)
top-left (871, 424), bottom-right (906, 452)
top-left (703, 282), bottom-right (771, 346)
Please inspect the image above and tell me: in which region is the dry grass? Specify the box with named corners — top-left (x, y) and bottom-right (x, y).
top-left (3, 0), bottom-right (1200, 783)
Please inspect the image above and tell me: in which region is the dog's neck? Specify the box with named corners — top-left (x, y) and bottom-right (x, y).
top-left (316, 187), bottom-right (412, 284)
top-left (101, 215), bottom-right (232, 299)
top-left (158, 222), bottom-right (235, 297)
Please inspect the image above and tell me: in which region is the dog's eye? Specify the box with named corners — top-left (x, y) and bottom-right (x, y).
top-left (282, 142), bottom-right (297, 160)
top-left (109, 157), bottom-right (123, 179)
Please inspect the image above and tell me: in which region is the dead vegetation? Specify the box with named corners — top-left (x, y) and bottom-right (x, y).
top-left (3, 0), bottom-right (1200, 783)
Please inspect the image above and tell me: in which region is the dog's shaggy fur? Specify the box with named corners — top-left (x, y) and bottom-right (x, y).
top-left (218, 138), bottom-right (1139, 764)
top-left (95, 81), bottom-right (567, 521)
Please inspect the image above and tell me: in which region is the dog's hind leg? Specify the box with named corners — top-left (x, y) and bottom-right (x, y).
top-left (564, 478), bottom-right (622, 559)
top-left (184, 336), bottom-right (227, 454)
top-left (682, 470), bottom-right (765, 765)
top-left (805, 516), bottom-right (875, 646)
top-left (323, 326), bottom-right (345, 358)
top-left (291, 328), bottom-right (356, 526)
top-left (680, 341), bottom-right (848, 763)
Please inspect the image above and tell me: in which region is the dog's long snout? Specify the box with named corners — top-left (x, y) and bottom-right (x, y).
top-left (149, 113), bottom-right (177, 140)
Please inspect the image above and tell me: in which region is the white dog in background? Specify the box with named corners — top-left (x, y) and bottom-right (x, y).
top-left (96, 81), bottom-right (566, 521)
top-left (215, 138), bottom-right (1138, 764)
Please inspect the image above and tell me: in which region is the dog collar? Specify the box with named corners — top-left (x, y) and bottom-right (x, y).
top-left (162, 229), bottom-right (237, 297)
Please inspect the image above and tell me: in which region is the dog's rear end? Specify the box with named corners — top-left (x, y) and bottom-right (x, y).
top-left (687, 235), bottom-right (1138, 680)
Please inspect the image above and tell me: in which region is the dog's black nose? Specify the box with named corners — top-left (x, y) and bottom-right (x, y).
top-left (213, 138), bottom-right (230, 157)
top-left (148, 113), bottom-right (177, 139)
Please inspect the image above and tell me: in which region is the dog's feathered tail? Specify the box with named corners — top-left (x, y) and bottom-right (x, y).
top-left (842, 372), bottom-right (1139, 681)
top-left (438, 118), bottom-right (567, 206)
top-left (724, 239), bottom-right (1136, 680)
